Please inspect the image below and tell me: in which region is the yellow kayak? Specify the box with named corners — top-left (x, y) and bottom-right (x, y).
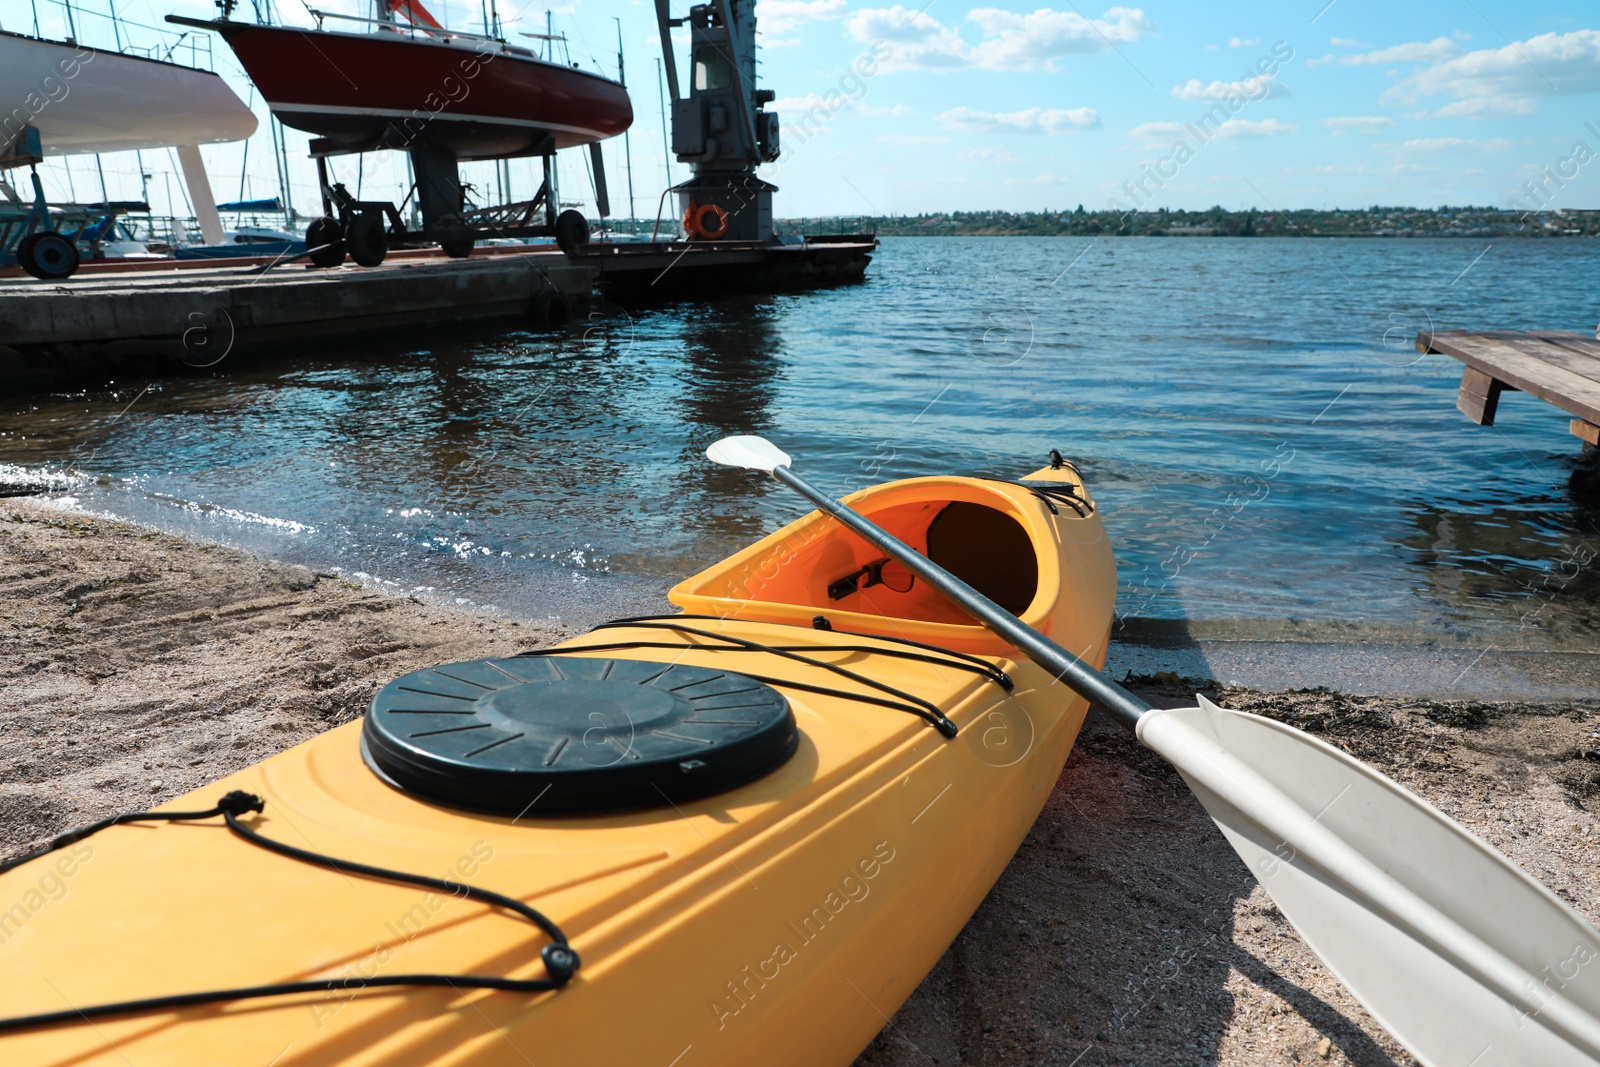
top-left (0, 460), bottom-right (1114, 1066)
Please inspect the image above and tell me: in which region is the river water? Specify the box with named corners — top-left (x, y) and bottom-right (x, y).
top-left (4, 237), bottom-right (1599, 649)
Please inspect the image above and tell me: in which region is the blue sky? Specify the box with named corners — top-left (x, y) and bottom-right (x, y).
top-left (13, 0), bottom-right (1600, 218)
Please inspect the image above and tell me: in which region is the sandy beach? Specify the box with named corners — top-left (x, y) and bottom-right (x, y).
top-left (3, 498), bottom-right (1596, 1066)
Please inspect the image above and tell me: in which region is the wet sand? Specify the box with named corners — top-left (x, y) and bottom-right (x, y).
top-left (3, 499), bottom-right (1597, 1066)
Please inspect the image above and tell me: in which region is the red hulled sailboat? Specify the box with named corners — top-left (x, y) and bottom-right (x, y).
top-left (168, 0), bottom-right (631, 161)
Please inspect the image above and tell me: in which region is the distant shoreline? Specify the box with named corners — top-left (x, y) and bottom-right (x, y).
top-left (783, 208), bottom-right (1600, 239)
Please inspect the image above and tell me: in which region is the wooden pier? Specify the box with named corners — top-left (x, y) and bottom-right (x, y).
top-left (1417, 329), bottom-right (1600, 448)
top-left (0, 249), bottom-right (594, 394)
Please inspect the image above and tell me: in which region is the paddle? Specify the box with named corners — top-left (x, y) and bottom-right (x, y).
top-left (707, 434), bottom-right (1600, 1067)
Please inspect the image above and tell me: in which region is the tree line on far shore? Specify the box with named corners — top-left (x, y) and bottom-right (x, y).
top-left (780, 206), bottom-right (1600, 239)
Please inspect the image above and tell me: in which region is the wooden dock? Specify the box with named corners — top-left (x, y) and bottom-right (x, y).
top-left (0, 249), bottom-right (594, 394)
top-left (1417, 329), bottom-right (1600, 448)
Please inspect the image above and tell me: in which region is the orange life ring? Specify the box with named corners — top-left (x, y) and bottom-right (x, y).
top-left (694, 202), bottom-right (730, 240)
top-left (682, 199), bottom-right (699, 238)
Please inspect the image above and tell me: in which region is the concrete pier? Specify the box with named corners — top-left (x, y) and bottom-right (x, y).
top-left (572, 236), bottom-right (877, 295)
top-left (0, 248), bottom-right (594, 393)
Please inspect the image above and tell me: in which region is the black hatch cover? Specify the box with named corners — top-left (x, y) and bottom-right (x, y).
top-left (361, 656), bottom-right (799, 816)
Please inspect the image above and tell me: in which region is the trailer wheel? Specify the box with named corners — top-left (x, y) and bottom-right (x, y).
top-left (16, 232), bottom-right (79, 281)
top-left (555, 210), bottom-right (590, 254)
top-left (440, 238), bottom-right (475, 258)
top-left (306, 217), bottom-right (346, 268)
top-left (346, 212), bottom-right (388, 267)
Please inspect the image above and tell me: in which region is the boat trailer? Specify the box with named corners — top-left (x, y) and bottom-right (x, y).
top-left (303, 139), bottom-right (603, 268)
top-left (0, 127), bottom-right (80, 280)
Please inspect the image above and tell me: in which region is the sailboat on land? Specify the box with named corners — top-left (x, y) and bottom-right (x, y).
top-left (0, 27), bottom-right (256, 157)
top-left (169, 0), bottom-right (631, 161)
top-left (0, 26), bottom-right (258, 276)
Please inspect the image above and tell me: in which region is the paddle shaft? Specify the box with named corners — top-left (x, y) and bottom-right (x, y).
top-left (771, 465), bottom-right (1149, 731)
top-left (738, 446), bottom-right (1600, 1064)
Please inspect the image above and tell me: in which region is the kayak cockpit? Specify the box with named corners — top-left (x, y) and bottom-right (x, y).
top-left (671, 472), bottom-right (1106, 656)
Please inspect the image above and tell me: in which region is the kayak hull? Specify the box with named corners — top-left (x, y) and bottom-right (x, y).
top-left (0, 468), bottom-right (1114, 1066)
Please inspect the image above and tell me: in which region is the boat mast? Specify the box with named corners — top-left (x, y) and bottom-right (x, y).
top-left (237, 87), bottom-right (253, 203)
top-left (655, 58), bottom-right (670, 190)
top-left (615, 17), bottom-right (637, 229)
top-left (270, 116), bottom-right (295, 222)
top-left (105, 0), bottom-right (124, 50)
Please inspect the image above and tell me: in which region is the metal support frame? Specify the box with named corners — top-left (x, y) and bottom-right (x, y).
top-left (0, 128), bottom-right (54, 265)
top-left (307, 139), bottom-right (565, 249)
top-left (459, 184), bottom-right (553, 231)
top-left (588, 142), bottom-right (611, 219)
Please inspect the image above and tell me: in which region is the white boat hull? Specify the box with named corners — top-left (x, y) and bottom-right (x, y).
top-left (0, 30), bottom-right (256, 155)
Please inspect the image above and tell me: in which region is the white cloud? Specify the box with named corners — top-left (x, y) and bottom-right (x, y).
top-left (844, 6), bottom-right (971, 68)
top-left (771, 93), bottom-right (830, 113)
top-left (845, 5), bottom-right (1155, 72)
top-left (1398, 136), bottom-right (1514, 153)
top-left (939, 105), bottom-right (1101, 133)
top-left (876, 133), bottom-right (947, 144)
top-left (1126, 120), bottom-right (1187, 144)
top-left (1321, 115), bottom-right (1396, 133)
top-left (1286, 162), bottom-right (1431, 175)
top-left (967, 7), bottom-right (1155, 70)
top-left (1328, 37), bottom-right (1366, 47)
top-left (1433, 97), bottom-right (1538, 119)
top-left (1124, 117), bottom-right (1294, 145)
top-left (961, 146), bottom-right (1025, 161)
top-left (1395, 30), bottom-right (1600, 118)
top-left (770, 94), bottom-right (908, 120)
top-left (1212, 118), bottom-right (1296, 138)
top-left (1171, 74), bottom-right (1288, 101)
top-left (1338, 37), bottom-right (1462, 65)
top-left (757, 0), bottom-right (847, 37)
top-left (1228, 36), bottom-right (1259, 48)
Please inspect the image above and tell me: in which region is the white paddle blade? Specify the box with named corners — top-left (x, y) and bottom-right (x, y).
top-left (706, 435), bottom-right (791, 474)
top-left (1139, 697), bottom-right (1600, 1067)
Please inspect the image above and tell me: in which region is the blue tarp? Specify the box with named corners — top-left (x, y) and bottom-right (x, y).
top-left (217, 198), bottom-right (283, 212)
top-left (62, 216), bottom-right (116, 243)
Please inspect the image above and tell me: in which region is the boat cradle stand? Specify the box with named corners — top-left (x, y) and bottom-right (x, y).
top-left (306, 136), bottom-right (603, 268)
top-left (0, 127), bottom-right (80, 281)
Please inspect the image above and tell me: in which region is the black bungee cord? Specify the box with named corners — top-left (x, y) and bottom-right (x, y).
top-left (0, 791), bottom-right (577, 1035)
